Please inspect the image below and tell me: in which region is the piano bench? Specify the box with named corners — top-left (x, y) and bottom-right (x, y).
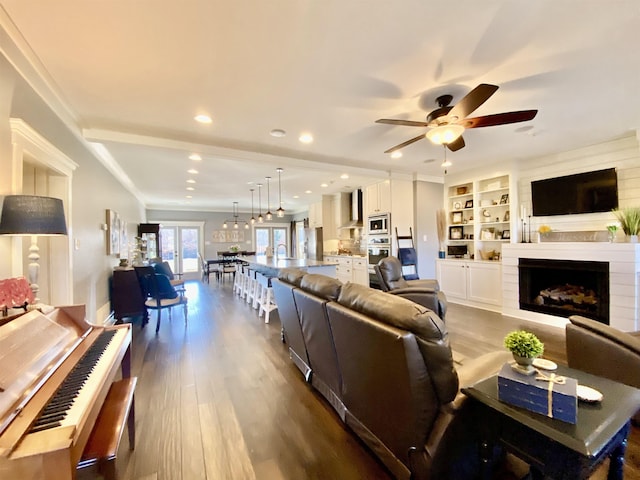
top-left (77, 377), bottom-right (137, 480)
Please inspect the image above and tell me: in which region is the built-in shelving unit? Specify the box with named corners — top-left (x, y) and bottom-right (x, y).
top-left (445, 174), bottom-right (513, 261)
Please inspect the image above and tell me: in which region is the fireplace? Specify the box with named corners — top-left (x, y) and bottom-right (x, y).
top-left (518, 258), bottom-right (609, 324)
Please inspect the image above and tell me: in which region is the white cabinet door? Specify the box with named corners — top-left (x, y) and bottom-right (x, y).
top-left (335, 257), bottom-right (353, 283)
top-left (377, 180), bottom-right (391, 213)
top-left (352, 257), bottom-right (369, 286)
top-left (437, 261), bottom-right (468, 300)
top-left (467, 262), bottom-right (502, 305)
top-left (365, 181), bottom-right (391, 216)
top-left (308, 202), bottom-right (322, 227)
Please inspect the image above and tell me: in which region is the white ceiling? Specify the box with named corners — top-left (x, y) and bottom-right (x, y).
top-left (2, 1), bottom-right (639, 213)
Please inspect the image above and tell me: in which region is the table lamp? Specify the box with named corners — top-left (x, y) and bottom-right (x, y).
top-left (0, 195), bottom-right (68, 304)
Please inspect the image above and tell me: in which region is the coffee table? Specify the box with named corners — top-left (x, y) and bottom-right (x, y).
top-left (462, 364), bottom-right (640, 480)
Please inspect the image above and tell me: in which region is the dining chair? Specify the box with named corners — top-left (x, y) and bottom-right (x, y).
top-left (199, 253), bottom-right (216, 283)
top-left (135, 266), bottom-right (188, 333)
top-left (152, 260), bottom-right (185, 291)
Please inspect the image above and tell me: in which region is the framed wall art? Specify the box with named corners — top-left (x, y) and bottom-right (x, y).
top-left (106, 209), bottom-right (120, 256)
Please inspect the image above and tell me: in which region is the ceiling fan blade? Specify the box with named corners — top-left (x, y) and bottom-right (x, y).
top-left (446, 136), bottom-right (465, 152)
top-left (383, 134), bottom-right (426, 153)
top-left (448, 84), bottom-right (499, 121)
top-left (376, 119), bottom-right (430, 127)
top-left (461, 110), bottom-right (538, 129)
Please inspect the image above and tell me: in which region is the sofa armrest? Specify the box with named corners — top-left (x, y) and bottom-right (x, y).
top-left (407, 279), bottom-right (440, 290)
top-left (389, 289), bottom-right (448, 320)
top-left (447, 350), bottom-right (512, 412)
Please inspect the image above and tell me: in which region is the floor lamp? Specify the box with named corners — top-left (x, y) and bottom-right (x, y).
top-left (0, 195), bottom-right (68, 304)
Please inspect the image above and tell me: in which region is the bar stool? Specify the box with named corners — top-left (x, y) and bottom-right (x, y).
top-left (257, 273), bottom-right (277, 323)
top-left (233, 263), bottom-right (245, 295)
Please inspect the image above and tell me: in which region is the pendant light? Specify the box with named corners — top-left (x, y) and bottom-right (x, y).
top-left (265, 176), bottom-right (273, 220)
top-left (250, 188), bottom-right (256, 224)
top-left (233, 202), bottom-right (239, 229)
top-left (257, 183), bottom-right (264, 223)
top-left (276, 168), bottom-right (285, 217)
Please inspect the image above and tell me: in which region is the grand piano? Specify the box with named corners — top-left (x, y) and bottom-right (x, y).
top-left (0, 305), bottom-right (132, 479)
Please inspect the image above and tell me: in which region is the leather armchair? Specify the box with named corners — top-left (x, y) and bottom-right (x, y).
top-left (374, 256), bottom-right (447, 320)
top-left (566, 315), bottom-right (640, 423)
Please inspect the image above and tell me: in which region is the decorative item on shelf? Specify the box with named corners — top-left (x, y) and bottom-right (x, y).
top-left (500, 193), bottom-right (509, 205)
top-left (456, 186), bottom-right (468, 195)
top-left (436, 209), bottom-right (446, 258)
top-left (451, 211), bottom-right (463, 224)
top-left (612, 207), bottom-right (640, 243)
top-left (606, 222), bottom-right (619, 243)
top-left (504, 210), bottom-right (510, 222)
top-left (453, 201), bottom-right (462, 209)
top-left (503, 330), bottom-right (544, 375)
top-left (449, 226), bottom-right (463, 240)
top-left (465, 199), bottom-right (473, 209)
top-left (478, 249), bottom-right (498, 261)
top-left (276, 168), bottom-right (285, 218)
top-left (0, 195), bottom-right (68, 304)
top-left (538, 224), bottom-right (552, 242)
top-left (501, 230), bottom-right (511, 240)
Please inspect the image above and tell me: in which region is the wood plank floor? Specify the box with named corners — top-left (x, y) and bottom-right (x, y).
top-left (106, 280), bottom-right (639, 480)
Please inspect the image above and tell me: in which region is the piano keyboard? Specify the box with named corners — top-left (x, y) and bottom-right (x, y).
top-left (29, 330), bottom-right (117, 433)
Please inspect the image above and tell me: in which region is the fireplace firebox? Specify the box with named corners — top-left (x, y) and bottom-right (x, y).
top-left (518, 258), bottom-right (609, 324)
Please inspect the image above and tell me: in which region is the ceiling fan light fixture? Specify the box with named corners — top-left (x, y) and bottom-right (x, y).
top-left (426, 124), bottom-right (464, 145)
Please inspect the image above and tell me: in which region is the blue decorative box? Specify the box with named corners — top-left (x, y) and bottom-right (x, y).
top-left (497, 363), bottom-right (578, 424)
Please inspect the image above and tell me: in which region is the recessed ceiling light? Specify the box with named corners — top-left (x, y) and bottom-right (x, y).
top-left (186, 187), bottom-right (195, 191)
top-left (270, 128), bottom-right (286, 137)
top-left (391, 151), bottom-right (403, 159)
top-left (187, 169), bottom-right (198, 174)
top-left (320, 183), bottom-right (328, 188)
top-left (293, 195), bottom-right (299, 199)
top-left (299, 133), bottom-right (313, 144)
top-left (186, 195), bottom-right (193, 199)
top-left (340, 174), bottom-right (349, 179)
top-left (194, 114), bottom-right (212, 124)
top-left (189, 153), bottom-right (202, 161)
top-left (186, 179), bottom-right (196, 184)
top-left (305, 190), bottom-right (312, 194)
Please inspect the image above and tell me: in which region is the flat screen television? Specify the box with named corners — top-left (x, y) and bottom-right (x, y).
top-left (531, 168), bottom-right (618, 216)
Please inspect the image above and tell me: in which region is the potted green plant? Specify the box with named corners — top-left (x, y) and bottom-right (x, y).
top-left (613, 207), bottom-right (640, 243)
top-left (504, 330), bottom-right (544, 374)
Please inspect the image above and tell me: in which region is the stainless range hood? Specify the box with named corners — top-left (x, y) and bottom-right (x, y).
top-left (339, 189), bottom-right (363, 229)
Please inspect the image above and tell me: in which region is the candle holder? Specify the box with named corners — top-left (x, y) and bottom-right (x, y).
top-left (521, 219), bottom-right (527, 243)
top-left (528, 215), bottom-right (532, 243)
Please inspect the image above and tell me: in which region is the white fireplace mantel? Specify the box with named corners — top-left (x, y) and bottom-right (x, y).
top-left (502, 242), bottom-right (640, 332)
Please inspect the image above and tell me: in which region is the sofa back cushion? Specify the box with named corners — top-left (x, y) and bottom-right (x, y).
top-left (277, 267), bottom-right (306, 287)
top-left (299, 273), bottom-right (343, 301)
top-left (337, 282), bottom-right (458, 404)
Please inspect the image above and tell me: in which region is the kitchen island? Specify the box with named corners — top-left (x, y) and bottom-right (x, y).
top-left (236, 255), bottom-right (337, 278)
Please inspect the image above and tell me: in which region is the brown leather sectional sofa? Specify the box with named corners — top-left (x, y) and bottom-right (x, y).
top-left (272, 268), bottom-right (511, 479)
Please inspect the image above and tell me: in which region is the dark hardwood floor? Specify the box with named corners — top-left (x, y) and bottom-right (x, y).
top-left (108, 280), bottom-right (639, 480)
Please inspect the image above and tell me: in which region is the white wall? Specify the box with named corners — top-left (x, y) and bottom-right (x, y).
top-left (414, 180), bottom-right (444, 279)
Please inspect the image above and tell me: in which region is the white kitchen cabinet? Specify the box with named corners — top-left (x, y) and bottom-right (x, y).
top-left (324, 255), bottom-right (368, 286)
top-left (365, 180), bottom-right (391, 216)
top-left (308, 195), bottom-right (335, 237)
top-left (333, 192), bottom-right (351, 240)
top-left (308, 201), bottom-right (323, 228)
top-left (352, 256), bottom-right (369, 286)
top-left (436, 259), bottom-right (502, 310)
top-left (335, 256), bottom-right (353, 284)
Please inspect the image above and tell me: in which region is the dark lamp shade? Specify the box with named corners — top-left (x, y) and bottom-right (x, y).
top-left (0, 195), bottom-right (68, 236)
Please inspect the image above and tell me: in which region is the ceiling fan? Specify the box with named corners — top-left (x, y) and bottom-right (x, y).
top-left (376, 83), bottom-right (538, 153)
